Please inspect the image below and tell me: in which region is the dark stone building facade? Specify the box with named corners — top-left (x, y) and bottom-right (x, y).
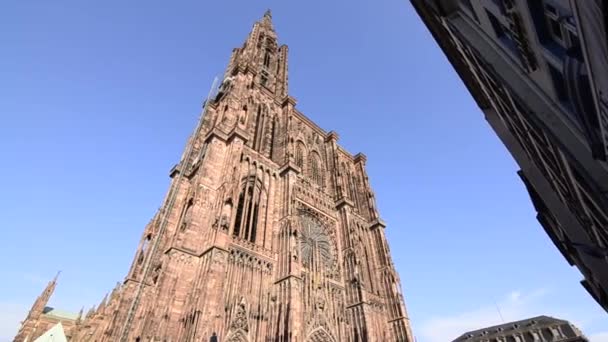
top-left (15, 11), bottom-right (414, 342)
top-left (411, 0), bottom-right (608, 313)
top-left (453, 316), bottom-right (588, 342)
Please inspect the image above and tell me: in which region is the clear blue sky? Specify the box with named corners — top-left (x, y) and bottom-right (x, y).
top-left (1, 1), bottom-right (607, 341)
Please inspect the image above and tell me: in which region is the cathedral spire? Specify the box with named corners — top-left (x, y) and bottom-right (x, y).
top-left (224, 9), bottom-right (288, 97)
top-left (259, 9), bottom-right (274, 30)
top-left (261, 9), bottom-right (274, 29)
top-left (53, 270), bottom-right (61, 283)
top-left (37, 12), bottom-right (413, 342)
top-left (31, 272), bottom-right (59, 317)
top-left (13, 272), bottom-right (61, 342)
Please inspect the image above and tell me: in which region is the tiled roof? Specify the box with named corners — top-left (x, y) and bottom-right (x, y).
top-left (33, 322), bottom-right (68, 342)
top-left (453, 316), bottom-right (569, 341)
top-left (42, 306), bottom-right (79, 321)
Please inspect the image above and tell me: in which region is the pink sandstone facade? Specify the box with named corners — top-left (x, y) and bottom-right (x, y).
top-left (15, 11), bottom-right (414, 342)
top-left (14, 274), bottom-right (80, 341)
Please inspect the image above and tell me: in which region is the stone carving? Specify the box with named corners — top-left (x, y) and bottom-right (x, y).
top-left (17, 12), bottom-right (414, 342)
top-left (219, 200), bottom-right (232, 231)
top-left (225, 299), bottom-right (250, 342)
top-left (306, 327), bottom-right (335, 342)
top-left (299, 214), bottom-right (333, 269)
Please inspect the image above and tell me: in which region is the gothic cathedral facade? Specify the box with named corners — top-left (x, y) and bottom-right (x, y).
top-left (16, 11), bottom-right (413, 342)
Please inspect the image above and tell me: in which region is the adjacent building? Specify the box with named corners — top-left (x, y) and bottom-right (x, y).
top-left (33, 323), bottom-right (69, 342)
top-left (14, 274), bottom-right (80, 341)
top-left (411, 0), bottom-right (608, 312)
top-left (16, 11), bottom-right (414, 342)
top-left (453, 316), bottom-right (588, 342)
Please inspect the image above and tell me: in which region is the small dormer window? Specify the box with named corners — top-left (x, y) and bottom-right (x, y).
top-left (551, 327), bottom-right (561, 337)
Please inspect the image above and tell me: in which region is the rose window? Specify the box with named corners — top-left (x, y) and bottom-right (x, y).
top-left (299, 215), bottom-right (333, 269)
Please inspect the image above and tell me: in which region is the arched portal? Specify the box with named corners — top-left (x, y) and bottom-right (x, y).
top-left (306, 327), bottom-right (335, 342)
top-left (225, 329), bottom-right (248, 342)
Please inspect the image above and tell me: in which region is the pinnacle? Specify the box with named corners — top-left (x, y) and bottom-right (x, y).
top-left (261, 9), bottom-right (274, 27)
top-left (76, 307), bottom-right (84, 322)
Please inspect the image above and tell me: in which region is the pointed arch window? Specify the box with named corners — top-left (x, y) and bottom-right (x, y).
top-left (239, 105), bottom-right (247, 125)
top-left (260, 70), bottom-right (269, 87)
top-left (232, 176), bottom-right (266, 243)
top-left (233, 191), bottom-right (245, 238)
top-left (179, 198), bottom-right (194, 231)
top-left (294, 141), bottom-right (305, 170)
top-left (253, 105), bottom-right (269, 151)
top-left (309, 152), bottom-right (324, 187)
top-left (361, 241), bottom-right (375, 293)
top-left (351, 175), bottom-right (360, 208)
top-left (268, 116), bottom-right (277, 158)
top-left (263, 49), bottom-right (271, 68)
top-left (346, 172), bottom-right (355, 200)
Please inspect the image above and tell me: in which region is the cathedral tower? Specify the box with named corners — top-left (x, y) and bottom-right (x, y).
top-left (27, 11), bottom-right (414, 342)
top-left (14, 273), bottom-right (59, 341)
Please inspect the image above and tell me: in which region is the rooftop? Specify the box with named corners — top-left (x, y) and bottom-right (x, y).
top-left (454, 316), bottom-right (570, 341)
top-left (42, 307), bottom-right (79, 321)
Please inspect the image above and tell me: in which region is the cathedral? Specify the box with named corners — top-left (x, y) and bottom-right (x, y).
top-left (15, 11), bottom-right (414, 342)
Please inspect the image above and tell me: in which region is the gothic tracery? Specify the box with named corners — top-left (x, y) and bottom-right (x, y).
top-left (16, 11), bottom-right (413, 342)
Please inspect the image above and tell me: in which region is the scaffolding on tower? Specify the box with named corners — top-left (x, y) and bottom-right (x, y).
top-left (118, 76), bottom-right (220, 342)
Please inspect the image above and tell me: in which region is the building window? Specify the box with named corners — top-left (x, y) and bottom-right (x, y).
top-left (233, 176), bottom-right (265, 243)
top-left (309, 152), bottom-right (324, 187)
top-left (547, 15), bottom-right (564, 41)
top-left (548, 63), bottom-right (569, 102)
top-left (179, 198), bottom-right (194, 231)
top-left (492, 0), bottom-right (506, 15)
top-left (527, 1), bottom-right (579, 61)
top-left (268, 117), bottom-right (277, 158)
top-left (568, 30), bottom-right (580, 49)
top-left (233, 192), bottom-right (244, 238)
top-left (550, 327), bottom-right (561, 338)
top-left (253, 105), bottom-right (269, 152)
top-left (295, 141), bottom-right (306, 170)
top-left (487, 10), bottom-right (505, 37)
top-left (543, 2), bottom-right (579, 50)
top-left (260, 71), bottom-right (268, 87)
top-left (486, 10), bottom-right (518, 55)
top-left (263, 50), bottom-right (271, 68)
top-left (460, 0), bottom-right (479, 22)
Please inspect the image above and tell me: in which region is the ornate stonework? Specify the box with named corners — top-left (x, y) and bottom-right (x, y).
top-left (15, 10), bottom-right (414, 342)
